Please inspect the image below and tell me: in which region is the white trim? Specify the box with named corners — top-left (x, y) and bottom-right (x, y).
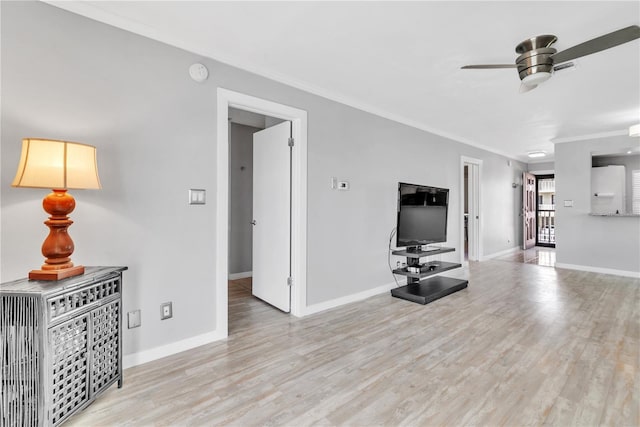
top-left (303, 280), bottom-right (401, 316)
top-left (529, 169), bottom-right (555, 175)
top-left (552, 130), bottom-right (627, 144)
top-left (481, 245), bottom-right (521, 261)
top-left (460, 156), bottom-right (483, 264)
top-left (229, 271), bottom-right (252, 280)
top-left (122, 330), bottom-right (225, 369)
top-left (527, 158), bottom-right (554, 165)
top-left (216, 93), bottom-right (230, 339)
top-left (217, 88), bottom-right (308, 336)
top-left (555, 263), bottom-right (640, 279)
top-left (44, 1), bottom-right (521, 163)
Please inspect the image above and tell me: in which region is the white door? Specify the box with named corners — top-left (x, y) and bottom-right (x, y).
top-left (252, 121), bottom-right (291, 312)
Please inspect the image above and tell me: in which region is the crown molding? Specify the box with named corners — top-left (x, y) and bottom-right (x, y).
top-left (551, 129), bottom-right (628, 144)
top-left (44, 0), bottom-right (524, 162)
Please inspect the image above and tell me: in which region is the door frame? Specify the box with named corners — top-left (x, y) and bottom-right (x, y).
top-left (534, 173), bottom-right (556, 248)
top-left (522, 172), bottom-right (537, 250)
top-left (216, 88), bottom-right (308, 338)
top-left (460, 156), bottom-right (482, 264)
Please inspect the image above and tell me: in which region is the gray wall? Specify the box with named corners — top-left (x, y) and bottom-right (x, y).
top-left (528, 161), bottom-right (554, 173)
top-left (1, 2), bottom-right (525, 356)
top-left (592, 154), bottom-right (640, 214)
top-left (555, 140), bottom-right (640, 273)
top-left (229, 123), bottom-right (258, 274)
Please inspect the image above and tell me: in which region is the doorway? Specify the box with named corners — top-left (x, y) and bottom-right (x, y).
top-left (216, 89), bottom-right (308, 339)
top-left (227, 110), bottom-right (291, 321)
top-left (460, 156), bottom-right (482, 263)
top-left (535, 174), bottom-right (555, 248)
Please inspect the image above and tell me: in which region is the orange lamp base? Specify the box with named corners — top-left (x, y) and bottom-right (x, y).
top-left (29, 265), bottom-right (85, 281)
top-left (29, 189), bottom-right (85, 282)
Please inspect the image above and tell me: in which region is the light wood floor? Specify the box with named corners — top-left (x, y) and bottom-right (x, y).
top-left (495, 247), bottom-right (556, 267)
top-left (67, 261), bottom-right (639, 426)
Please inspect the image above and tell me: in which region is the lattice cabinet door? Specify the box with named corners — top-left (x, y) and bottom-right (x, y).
top-left (90, 300), bottom-right (120, 396)
top-left (48, 314), bottom-right (90, 425)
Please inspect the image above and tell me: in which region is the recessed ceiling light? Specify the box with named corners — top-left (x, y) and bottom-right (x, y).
top-left (527, 151), bottom-right (546, 158)
top-left (629, 124), bottom-right (640, 137)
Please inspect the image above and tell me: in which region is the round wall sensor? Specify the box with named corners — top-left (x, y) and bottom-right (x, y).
top-left (189, 63), bottom-right (209, 83)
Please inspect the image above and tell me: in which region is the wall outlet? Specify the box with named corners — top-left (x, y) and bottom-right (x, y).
top-left (160, 302), bottom-right (173, 320)
top-left (128, 310), bottom-right (141, 329)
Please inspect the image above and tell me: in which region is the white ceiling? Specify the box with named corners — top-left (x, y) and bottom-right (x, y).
top-left (47, 1), bottom-right (640, 162)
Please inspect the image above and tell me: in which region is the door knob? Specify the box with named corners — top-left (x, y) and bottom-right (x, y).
top-left (250, 220), bottom-right (256, 225)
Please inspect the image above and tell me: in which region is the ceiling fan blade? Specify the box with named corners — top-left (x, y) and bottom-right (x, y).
top-left (461, 64), bottom-right (517, 69)
top-left (551, 25), bottom-right (640, 64)
top-left (519, 83), bottom-right (538, 93)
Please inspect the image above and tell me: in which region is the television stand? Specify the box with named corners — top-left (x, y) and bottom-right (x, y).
top-left (391, 247), bottom-right (468, 304)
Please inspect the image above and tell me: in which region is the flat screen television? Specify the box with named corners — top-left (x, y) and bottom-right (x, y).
top-left (396, 182), bottom-right (449, 248)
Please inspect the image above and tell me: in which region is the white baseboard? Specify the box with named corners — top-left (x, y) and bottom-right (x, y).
top-left (303, 279), bottom-right (404, 316)
top-left (481, 245), bottom-right (521, 261)
top-left (229, 271), bottom-right (252, 280)
top-left (122, 329), bottom-right (226, 369)
top-left (555, 263), bottom-right (640, 279)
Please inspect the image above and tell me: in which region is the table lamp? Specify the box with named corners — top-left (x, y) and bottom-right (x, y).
top-left (12, 138), bottom-right (101, 280)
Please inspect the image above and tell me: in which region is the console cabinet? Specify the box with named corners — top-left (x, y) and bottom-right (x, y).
top-left (391, 247), bottom-right (467, 304)
top-left (1, 266), bottom-right (127, 426)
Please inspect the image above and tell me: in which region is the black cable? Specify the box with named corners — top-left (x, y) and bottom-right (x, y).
top-left (388, 227), bottom-right (401, 288)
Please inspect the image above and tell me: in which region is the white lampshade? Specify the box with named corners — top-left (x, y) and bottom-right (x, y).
top-left (522, 71), bottom-right (552, 87)
top-left (12, 138), bottom-right (101, 190)
top-left (630, 124), bottom-right (640, 137)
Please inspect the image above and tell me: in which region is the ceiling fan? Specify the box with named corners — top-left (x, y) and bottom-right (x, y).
top-left (462, 25), bottom-right (640, 92)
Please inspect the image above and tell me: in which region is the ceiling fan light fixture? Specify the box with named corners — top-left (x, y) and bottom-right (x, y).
top-left (629, 124), bottom-right (640, 137)
top-left (521, 71), bottom-right (552, 87)
top-left (527, 151), bottom-right (547, 159)
top-left (461, 25), bottom-right (640, 93)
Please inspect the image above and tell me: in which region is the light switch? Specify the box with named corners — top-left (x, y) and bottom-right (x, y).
top-left (331, 177), bottom-right (338, 190)
top-left (564, 200), bottom-right (573, 207)
top-left (189, 189), bottom-right (206, 205)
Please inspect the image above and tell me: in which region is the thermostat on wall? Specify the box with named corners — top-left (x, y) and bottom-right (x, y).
top-left (338, 181), bottom-right (350, 190)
